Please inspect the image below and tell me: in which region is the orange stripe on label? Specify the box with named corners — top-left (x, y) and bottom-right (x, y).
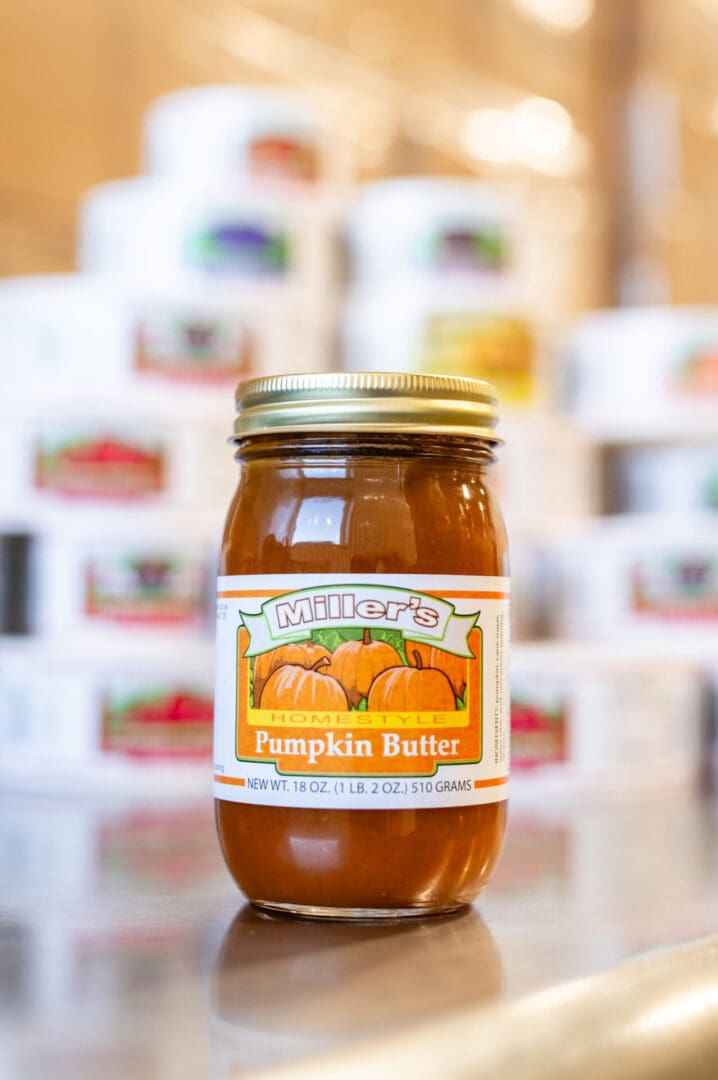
top-left (217, 590), bottom-right (279, 598)
top-left (217, 589), bottom-right (510, 600)
top-left (440, 591), bottom-right (510, 599)
top-left (215, 774), bottom-right (246, 786)
top-left (474, 776), bottom-right (509, 789)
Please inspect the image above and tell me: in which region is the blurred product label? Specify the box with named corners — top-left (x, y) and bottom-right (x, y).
top-left (84, 553), bottom-right (209, 626)
top-left (511, 693), bottom-right (568, 770)
top-left (672, 344), bottom-right (718, 396)
top-left (134, 311), bottom-right (254, 382)
top-left (618, 446), bottom-right (718, 514)
top-left (34, 433), bottom-right (165, 499)
top-left (102, 685), bottom-right (213, 759)
top-left (248, 135), bottom-right (318, 183)
top-left (99, 806), bottom-right (220, 889)
top-left (185, 219), bottom-right (290, 275)
top-left (704, 474), bottom-right (718, 510)
top-left (429, 226), bottom-right (509, 273)
top-left (420, 313), bottom-right (535, 404)
top-left (488, 817), bottom-right (570, 893)
top-left (72, 926), bottom-right (191, 998)
top-left (631, 555), bottom-right (718, 620)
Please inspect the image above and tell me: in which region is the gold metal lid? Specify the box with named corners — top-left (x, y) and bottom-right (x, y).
top-left (232, 371), bottom-right (501, 441)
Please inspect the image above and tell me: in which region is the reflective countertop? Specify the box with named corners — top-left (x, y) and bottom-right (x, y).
top-left (0, 788), bottom-right (716, 1078)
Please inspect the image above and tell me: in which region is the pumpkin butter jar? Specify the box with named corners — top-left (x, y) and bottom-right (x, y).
top-left (214, 372), bottom-right (510, 919)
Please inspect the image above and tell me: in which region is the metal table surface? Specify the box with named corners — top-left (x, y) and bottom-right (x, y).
top-left (0, 787), bottom-right (716, 1078)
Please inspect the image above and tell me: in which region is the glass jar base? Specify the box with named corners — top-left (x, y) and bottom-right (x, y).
top-left (249, 899), bottom-right (469, 922)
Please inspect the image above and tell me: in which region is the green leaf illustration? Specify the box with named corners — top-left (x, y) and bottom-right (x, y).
top-left (311, 626), bottom-right (409, 665)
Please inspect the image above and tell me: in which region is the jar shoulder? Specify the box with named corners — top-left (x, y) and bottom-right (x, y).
top-left (221, 457), bottom-right (508, 575)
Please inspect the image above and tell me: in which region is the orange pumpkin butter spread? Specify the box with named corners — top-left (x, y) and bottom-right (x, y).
top-left (214, 373), bottom-right (509, 918)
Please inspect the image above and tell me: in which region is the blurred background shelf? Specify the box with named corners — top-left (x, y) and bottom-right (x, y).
top-left (1, 2), bottom-right (718, 1075)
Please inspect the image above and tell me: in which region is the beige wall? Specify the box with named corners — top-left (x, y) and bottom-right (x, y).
top-left (0, 0), bottom-right (648, 310)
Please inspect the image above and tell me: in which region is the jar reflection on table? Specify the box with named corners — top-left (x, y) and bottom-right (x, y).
top-left (210, 904), bottom-right (504, 1076)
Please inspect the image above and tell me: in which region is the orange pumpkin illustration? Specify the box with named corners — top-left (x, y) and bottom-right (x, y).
top-left (253, 641), bottom-right (332, 704)
top-left (406, 642), bottom-right (467, 698)
top-left (367, 650), bottom-right (457, 712)
top-left (258, 658), bottom-right (350, 710)
top-left (326, 628), bottom-right (402, 708)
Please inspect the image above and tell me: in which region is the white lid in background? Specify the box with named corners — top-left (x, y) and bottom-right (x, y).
top-left (562, 305), bottom-right (718, 438)
top-left (345, 276), bottom-right (528, 315)
top-left (347, 178), bottom-right (516, 281)
top-left (78, 176), bottom-right (338, 283)
top-left (0, 270), bottom-right (337, 354)
top-left (544, 511), bottom-right (718, 550)
top-left (0, 633), bottom-right (216, 674)
top-left (0, 273), bottom-right (110, 304)
top-left (144, 84), bottom-right (326, 180)
top-left (566, 304), bottom-right (718, 349)
top-left (0, 270), bottom-right (329, 313)
top-left (0, 501), bottom-right (227, 538)
top-left (0, 376), bottom-right (233, 425)
top-left (26, 507), bottom-right (222, 547)
top-left (511, 639), bottom-right (706, 676)
top-left (79, 174), bottom-right (323, 220)
top-left (0, 270), bottom-right (334, 398)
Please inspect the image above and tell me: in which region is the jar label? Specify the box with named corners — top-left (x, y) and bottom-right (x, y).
top-left (630, 554), bottom-right (718, 619)
top-left (134, 311), bottom-right (255, 383)
top-left (185, 220), bottom-right (290, 276)
top-left (420, 313), bottom-right (535, 406)
top-left (84, 552), bottom-right (209, 627)
top-left (248, 135), bottom-right (319, 183)
top-left (34, 433), bottom-right (165, 500)
top-left (214, 574), bottom-right (510, 809)
top-left (672, 345), bottom-right (718, 396)
top-left (102, 683), bottom-right (214, 760)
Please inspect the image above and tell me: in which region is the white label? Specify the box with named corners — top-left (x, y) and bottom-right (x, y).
top-left (214, 574), bottom-right (510, 810)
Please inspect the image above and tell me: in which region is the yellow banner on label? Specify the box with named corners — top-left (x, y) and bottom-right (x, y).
top-left (246, 709), bottom-right (470, 730)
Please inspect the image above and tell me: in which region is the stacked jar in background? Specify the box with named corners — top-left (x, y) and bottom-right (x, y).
top-left (342, 178), bottom-right (599, 642)
top-left (509, 308), bottom-right (718, 798)
top-left (0, 86), bottom-right (343, 794)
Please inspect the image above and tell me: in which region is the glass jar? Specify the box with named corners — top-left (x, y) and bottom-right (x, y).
top-left (214, 372), bottom-right (509, 919)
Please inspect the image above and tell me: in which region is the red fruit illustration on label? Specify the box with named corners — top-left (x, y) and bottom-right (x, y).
top-left (258, 658), bottom-right (349, 710)
top-left (252, 641), bottom-right (332, 704)
top-left (510, 699), bottom-right (567, 770)
top-left (406, 641), bottom-right (467, 698)
top-left (248, 135), bottom-right (318, 182)
top-left (102, 690), bottom-right (213, 759)
top-left (35, 435), bottom-right (165, 499)
top-left (367, 650), bottom-right (457, 712)
top-left (673, 348), bottom-right (718, 396)
top-left (326, 628), bottom-right (402, 708)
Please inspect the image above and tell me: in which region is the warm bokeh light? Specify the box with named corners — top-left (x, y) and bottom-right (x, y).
top-left (463, 96), bottom-right (586, 176)
top-left (463, 108), bottom-right (515, 164)
top-left (513, 97), bottom-right (573, 157)
top-left (512, 0), bottom-right (594, 33)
